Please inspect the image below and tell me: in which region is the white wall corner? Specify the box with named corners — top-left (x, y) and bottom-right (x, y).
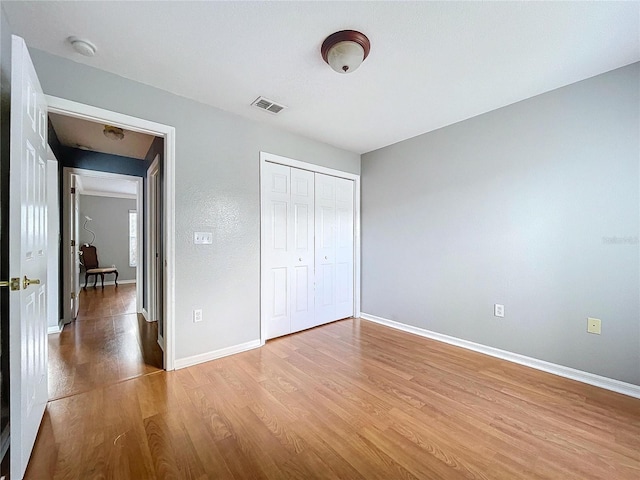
top-left (174, 339), bottom-right (262, 370)
top-left (359, 312), bottom-right (640, 400)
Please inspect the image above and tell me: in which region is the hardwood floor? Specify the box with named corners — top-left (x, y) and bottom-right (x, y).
top-left (28, 317), bottom-right (640, 479)
top-left (48, 284), bottom-right (163, 401)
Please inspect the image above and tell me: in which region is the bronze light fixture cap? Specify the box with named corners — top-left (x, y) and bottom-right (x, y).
top-left (321, 30), bottom-right (371, 74)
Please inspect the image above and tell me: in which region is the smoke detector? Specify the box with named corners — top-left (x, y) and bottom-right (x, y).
top-left (67, 36), bottom-right (97, 57)
top-left (251, 96), bottom-right (287, 115)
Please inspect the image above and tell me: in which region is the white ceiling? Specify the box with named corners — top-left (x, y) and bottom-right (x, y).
top-left (5, 1), bottom-right (639, 154)
top-left (76, 175), bottom-right (137, 198)
top-left (49, 112), bottom-right (155, 160)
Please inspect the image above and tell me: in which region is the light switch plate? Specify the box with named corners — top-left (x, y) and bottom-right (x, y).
top-left (194, 232), bottom-right (213, 245)
top-left (587, 317), bottom-right (601, 335)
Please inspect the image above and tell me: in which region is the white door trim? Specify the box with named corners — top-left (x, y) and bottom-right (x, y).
top-left (47, 95), bottom-right (176, 371)
top-left (259, 151), bottom-right (361, 345)
top-left (146, 155), bottom-right (160, 324)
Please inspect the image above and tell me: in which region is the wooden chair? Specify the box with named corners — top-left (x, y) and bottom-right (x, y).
top-left (80, 245), bottom-right (118, 289)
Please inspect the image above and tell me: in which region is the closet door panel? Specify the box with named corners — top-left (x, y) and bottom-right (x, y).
top-left (262, 162), bottom-right (291, 339)
top-left (335, 177), bottom-right (354, 319)
top-left (314, 173), bottom-right (337, 325)
top-left (290, 168), bottom-right (315, 332)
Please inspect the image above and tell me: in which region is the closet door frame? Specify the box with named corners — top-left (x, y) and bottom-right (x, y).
top-left (259, 152), bottom-right (361, 346)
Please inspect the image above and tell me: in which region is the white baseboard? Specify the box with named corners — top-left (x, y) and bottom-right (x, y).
top-left (47, 323), bottom-right (62, 334)
top-left (157, 334), bottom-right (165, 352)
top-left (359, 312), bottom-right (640, 400)
top-left (174, 339), bottom-right (261, 370)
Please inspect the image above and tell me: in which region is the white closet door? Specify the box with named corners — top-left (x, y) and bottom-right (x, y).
top-left (290, 168), bottom-right (316, 332)
top-left (314, 174), bottom-right (336, 324)
top-left (262, 163), bottom-right (316, 339)
top-left (315, 173), bottom-right (354, 325)
top-left (261, 162), bottom-right (291, 339)
top-left (335, 177), bottom-right (354, 319)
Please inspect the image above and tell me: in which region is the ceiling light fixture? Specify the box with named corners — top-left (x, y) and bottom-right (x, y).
top-left (103, 125), bottom-right (125, 140)
top-left (67, 36), bottom-right (97, 57)
top-left (321, 30), bottom-right (370, 74)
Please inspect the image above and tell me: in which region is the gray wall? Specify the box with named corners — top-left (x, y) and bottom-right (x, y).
top-left (79, 195), bottom-right (137, 282)
top-left (28, 49), bottom-right (361, 361)
top-left (362, 63), bottom-right (640, 386)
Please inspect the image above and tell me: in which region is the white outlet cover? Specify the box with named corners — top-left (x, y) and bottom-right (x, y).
top-left (194, 232), bottom-right (213, 245)
top-left (494, 304), bottom-right (505, 318)
top-left (587, 317), bottom-right (601, 334)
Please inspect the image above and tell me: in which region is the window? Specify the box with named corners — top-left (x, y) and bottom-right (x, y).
top-left (129, 210), bottom-right (137, 267)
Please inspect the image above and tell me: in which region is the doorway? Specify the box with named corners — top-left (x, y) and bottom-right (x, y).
top-left (51, 144), bottom-right (163, 399)
top-left (62, 168), bottom-right (144, 322)
top-left (47, 96), bottom-right (176, 370)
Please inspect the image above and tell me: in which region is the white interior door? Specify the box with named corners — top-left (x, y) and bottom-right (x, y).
top-left (147, 156), bottom-right (159, 324)
top-left (9, 35), bottom-right (49, 479)
top-left (62, 171), bottom-right (79, 324)
top-left (315, 173), bottom-right (354, 325)
top-left (261, 162), bottom-right (292, 339)
top-left (289, 168), bottom-right (315, 333)
top-left (71, 174), bottom-right (79, 319)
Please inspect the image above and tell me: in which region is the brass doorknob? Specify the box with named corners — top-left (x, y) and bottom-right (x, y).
top-left (23, 276), bottom-right (41, 289)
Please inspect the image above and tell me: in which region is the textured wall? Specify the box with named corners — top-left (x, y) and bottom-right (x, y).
top-left (362, 63), bottom-right (640, 385)
top-left (29, 48), bottom-right (361, 361)
top-left (79, 195), bottom-right (137, 282)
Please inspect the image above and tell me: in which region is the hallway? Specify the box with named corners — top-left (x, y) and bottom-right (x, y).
top-left (48, 284), bottom-right (163, 400)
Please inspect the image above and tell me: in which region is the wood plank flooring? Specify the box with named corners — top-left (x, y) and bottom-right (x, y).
top-left (28, 317), bottom-right (640, 479)
top-left (48, 284), bottom-right (163, 400)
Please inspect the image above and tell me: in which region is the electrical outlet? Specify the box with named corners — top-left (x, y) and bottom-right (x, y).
top-left (494, 304), bottom-right (504, 318)
top-left (194, 232), bottom-right (213, 245)
top-left (587, 317), bottom-right (601, 335)
top-left (193, 309), bottom-right (203, 323)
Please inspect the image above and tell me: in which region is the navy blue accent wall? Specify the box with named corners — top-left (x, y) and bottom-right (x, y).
top-left (47, 119), bottom-right (64, 160)
top-left (60, 147), bottom-right (150, 176)
top-left (141, 137), bottom-right (164, 324)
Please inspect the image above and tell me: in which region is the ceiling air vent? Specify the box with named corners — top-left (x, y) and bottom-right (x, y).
top-left (251, 96), bottom-right (287, 115)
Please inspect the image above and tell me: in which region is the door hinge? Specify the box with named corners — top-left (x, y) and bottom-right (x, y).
top-left (71, 240), bottom-right (76, 247)
top-left (70, 291), bottom-right (75, 299)
top-left (70, 187), bottom-right (76, 194)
